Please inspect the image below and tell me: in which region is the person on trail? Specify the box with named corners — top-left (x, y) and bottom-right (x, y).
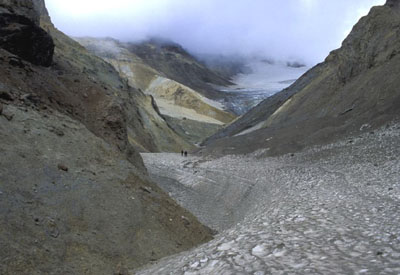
top-left (184, 151), bottom-right (188, 157)
top-left (181, 150), bottom-right (184, 156)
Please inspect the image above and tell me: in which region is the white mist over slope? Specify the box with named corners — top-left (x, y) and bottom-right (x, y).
top-left (45, 0), bottom-right (385, 65)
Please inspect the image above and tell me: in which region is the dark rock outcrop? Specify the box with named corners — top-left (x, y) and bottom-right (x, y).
top-left (386, 0), bottom-right (400, 8)
top-left (0, 0), bottom-right (54, 66)
top-left (0, 13), bottom-right (54, 66)
top-left (0, 0), bottom-right (39, 23)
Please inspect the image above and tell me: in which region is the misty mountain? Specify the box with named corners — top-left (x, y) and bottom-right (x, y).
top-left (2, 0), bottom-right (399, 274)
top-left (124, 39), bottom-right (234, 99)
top-left (196, 54), bottom-right (253, 80)
top-left (203, 0), bottom-right (400, 156)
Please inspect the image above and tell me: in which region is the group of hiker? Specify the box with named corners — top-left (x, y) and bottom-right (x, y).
top-left (181, 150), bottom-right (188, 157)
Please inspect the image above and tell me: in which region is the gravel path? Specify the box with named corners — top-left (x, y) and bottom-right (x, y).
top-left (136, 123), bottom-right (400, 274)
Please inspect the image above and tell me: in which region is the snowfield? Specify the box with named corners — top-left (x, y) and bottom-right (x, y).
top-left (217, 62), bottom-right (309, 115)
top-left (136, 123), bottom-right (400, 274)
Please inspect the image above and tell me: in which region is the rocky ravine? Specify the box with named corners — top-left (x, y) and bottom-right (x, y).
top-left (75, 37), bottom-right (236, 145)
top-left (138, 122), bottom-right (400, 274)
top-left (0, 0), bottom-right (214, 274)
top-left (134, 1), bottom-right (400, 273)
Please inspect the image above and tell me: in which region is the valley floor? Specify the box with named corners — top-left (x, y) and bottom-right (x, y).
top-left (136, 123), bottom-right (400, 274)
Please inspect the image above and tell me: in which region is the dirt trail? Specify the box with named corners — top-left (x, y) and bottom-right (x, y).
top-left (137, 123), bottom-right (400, 274)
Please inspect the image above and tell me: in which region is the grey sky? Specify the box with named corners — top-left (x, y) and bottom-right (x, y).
top-left (45, 0), bottom-right (385, 65)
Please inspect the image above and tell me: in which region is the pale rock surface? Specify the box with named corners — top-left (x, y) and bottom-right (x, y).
top-left (138, 123), bottom-right (400, 274)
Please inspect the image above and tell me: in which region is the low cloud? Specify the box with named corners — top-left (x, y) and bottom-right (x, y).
top-left (45, 0), bottom-right (385, 65)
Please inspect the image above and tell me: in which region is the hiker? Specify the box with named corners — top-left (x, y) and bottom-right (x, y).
top-left (184, 151), bottom-right (188, 157)
top-left (181, 150), bottom-right (184, 156)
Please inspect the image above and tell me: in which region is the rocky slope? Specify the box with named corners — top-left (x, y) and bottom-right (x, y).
top-left (197, 54), bottom-right (252, 80)
top-left (0, 1), bottom-right (213, 273)
top-left (125, 38), bottom-right (234, 99)
top-left (137, 122), bottom-right (400, 274)
top-left (203, 1), bottom-right (400, 156)
top-left (76, 37), bottom-right (236, 144)
top-left (39, 23), bottom-right (193, 153)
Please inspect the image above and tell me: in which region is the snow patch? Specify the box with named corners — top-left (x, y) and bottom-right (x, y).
top-left (235, 120), bottom-right (267, 136)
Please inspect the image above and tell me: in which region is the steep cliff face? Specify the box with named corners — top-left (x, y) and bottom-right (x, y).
top-left (0, 1), bottom-right (213, 273)
top-left (76, 37), bottom-right (236, 144)
top-left (0, 0), bottom-right (53, 66)
top-left (0, 0), bottom-right (39, 23)
top-left (204, 1), bottom-right (400, 156)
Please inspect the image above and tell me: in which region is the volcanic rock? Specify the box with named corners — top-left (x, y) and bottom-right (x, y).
top-left (0, 13), bottom-right (54, 66)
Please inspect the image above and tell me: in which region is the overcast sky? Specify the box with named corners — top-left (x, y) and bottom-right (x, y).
top-left (45, 0), bottom-right (385, 65)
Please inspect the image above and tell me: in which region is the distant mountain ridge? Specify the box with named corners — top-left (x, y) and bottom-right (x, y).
top-left (125, 38), bottom-right (234, 99)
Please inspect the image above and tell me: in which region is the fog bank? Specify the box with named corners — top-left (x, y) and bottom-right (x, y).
top-left (45, 0), bottom-right (385, 65)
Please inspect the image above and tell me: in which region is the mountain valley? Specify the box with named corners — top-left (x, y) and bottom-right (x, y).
top-left (1, 0), bottom-right (399, 274)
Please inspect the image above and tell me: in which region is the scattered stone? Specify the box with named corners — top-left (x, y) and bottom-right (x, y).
top-left (252, 244), bottom-right (269, 257)
top-left (3, 111), bottom-right (14, 121)
top-left (140, 186), bottom-right (152, 193)
top-left (340, 107), bottom-right (353, 116)
top-left (114, 262), bottom-right (129, 275)
top-left (0, 90), bottom-right (13, 101)
top-left (272, 243), bottom-right (286, 257)
top-left (50, 127), bottom-right (65, 137)
top-left (8, 57), bottom-right (25, 68)
top-left (388, 187), bottom-right (393, 191)
top-left (21, 93), bottom-right (41, 105)
top-left (181, 216), bottom-right (191, 227)
top-left (47, 219), bottom-right (59, 238)
top-left (360, 124), bottom-right (371, 131)
top-left (217, 241), bottom-right (235, 251)
top-left (57, 164), bottom-right (69, 172)
top-left (376, 251), bottom-right (383, 256)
